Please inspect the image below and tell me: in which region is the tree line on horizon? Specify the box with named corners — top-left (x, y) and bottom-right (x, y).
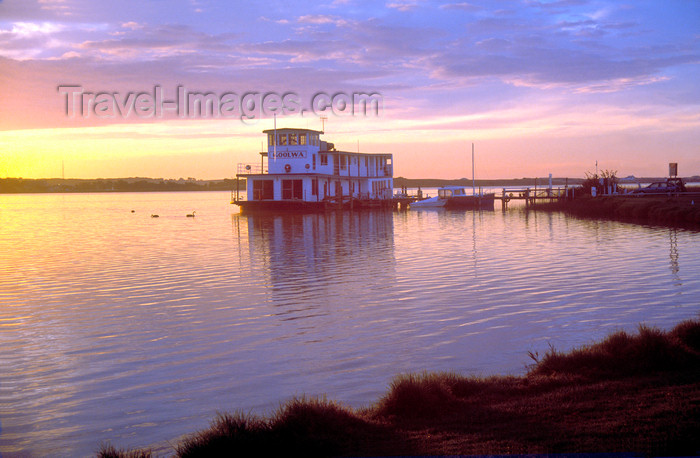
top-left (3, 175), bottom-right (698, 194)
top-left (0, 177), bottom-right (242, 194)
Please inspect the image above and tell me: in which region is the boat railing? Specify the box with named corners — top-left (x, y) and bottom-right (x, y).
top-left (237, 163), bottom-right (266, 175)
top-left (500, 187), bottom-right (568, 199)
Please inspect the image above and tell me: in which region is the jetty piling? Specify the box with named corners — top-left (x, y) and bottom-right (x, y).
top-left (498, 186), bottom-right (569, 210)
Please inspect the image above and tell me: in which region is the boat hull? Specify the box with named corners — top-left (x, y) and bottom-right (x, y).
top-left (409, 196), bottom-right (446, 208)
top-left (445, 193), bottom-right (495, 209)
top-left (410, 193), bottom-right (495, 210)
top-left (234, 199), bottom-right (330, 213)
top-left (234, 198), bottom-right (394, 213)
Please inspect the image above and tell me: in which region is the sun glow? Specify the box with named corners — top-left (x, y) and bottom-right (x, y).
top-left (3, 100), bottom-right (700, 180)
top-left (0, 120), bottom-right (262, 179)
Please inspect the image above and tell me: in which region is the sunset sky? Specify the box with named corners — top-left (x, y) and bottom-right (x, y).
top-left (1, 0), bottom-right (699, 180)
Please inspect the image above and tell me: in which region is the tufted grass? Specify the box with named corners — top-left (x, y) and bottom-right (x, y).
top-left (99, 319), bottom-right (700, 457)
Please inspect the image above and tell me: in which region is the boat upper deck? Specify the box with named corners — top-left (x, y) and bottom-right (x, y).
top-left (237, 127), bottom-right (392, 178)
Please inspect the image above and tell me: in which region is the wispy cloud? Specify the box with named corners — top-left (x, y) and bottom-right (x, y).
top-left (439, 2), bottom-right (481, 12)
top-left (297, 14), bottom-right (348, 26)
top-left (1, 0), bottom-right (699, 178)
top-left (386, 0), bottom-right (423, 12)
top-left (38, 0), bottom-right (72, 15)
top-left (120, 21), bottom-right (142, 30)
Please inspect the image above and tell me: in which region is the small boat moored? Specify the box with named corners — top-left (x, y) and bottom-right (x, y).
top-left (411, 143), bottom-right (494, 210)
top-left (410, 186), bottom-right (495, 209)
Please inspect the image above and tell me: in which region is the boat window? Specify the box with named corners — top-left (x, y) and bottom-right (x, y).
top-left (320, 154), bottom-right (328, 166)
top-left (268, 133), bottom-right (275, 147)
top-left (282, 179), bottom-right (303, 200)
top-left (299, 134), bottom-right (307, 145)
top-left (252, 180), bottom-right (274, 200)
top-left (289, 133), bottom-right (297, 145)
top-left (279, 134), bottom-right (287, 145)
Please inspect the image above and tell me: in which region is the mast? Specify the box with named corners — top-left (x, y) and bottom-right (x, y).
top-left (273, 113), bottom-right (277, 164)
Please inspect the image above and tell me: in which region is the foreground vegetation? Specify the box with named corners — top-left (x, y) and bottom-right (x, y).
top-left (100, 319), bottom-right (700, 457)
top-left (532, 194), bottom-right (700, 226)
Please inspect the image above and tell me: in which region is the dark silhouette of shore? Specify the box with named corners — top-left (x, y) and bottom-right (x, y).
top-left (5, 176), bottom-right (699, 194)
top-left (0, 177), bottom-right (242, 194)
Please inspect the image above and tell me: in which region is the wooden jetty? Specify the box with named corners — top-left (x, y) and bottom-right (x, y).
top-left (497, 186), bottom-right (571, 210)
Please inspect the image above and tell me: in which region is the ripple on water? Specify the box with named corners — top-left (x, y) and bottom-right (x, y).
top-left (1, 192), bottom-right (699, 455)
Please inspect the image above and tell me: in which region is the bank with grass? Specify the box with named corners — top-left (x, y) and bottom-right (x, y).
top-left (531, 194), bottom-right (700, 226)
top-left (101, 319), bottom-right (700, 457)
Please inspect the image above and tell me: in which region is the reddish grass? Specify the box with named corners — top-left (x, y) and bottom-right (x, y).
top-left (100, 319), bottom-right (700, 457)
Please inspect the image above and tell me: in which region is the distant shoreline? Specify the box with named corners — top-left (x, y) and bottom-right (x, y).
top-left (4, 176), bottom-right (699, 194)
top-left (0, 177), bottom-right (241, 194)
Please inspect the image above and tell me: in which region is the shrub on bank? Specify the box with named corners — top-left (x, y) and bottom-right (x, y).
top-left (672, 318), bottom-right (700, 350)
top-left (175, 396), bottom-right (401, 457)
top-left (176, 412), bottom-right (272, 457)
top-left (374, 371), bottom-right (460, 418)
top-left (529, 320), bottom-right (700, 379)
top-left (579, 169), bottom-right (618, 196)
top-left (97, 444), bottom-right (152, 458)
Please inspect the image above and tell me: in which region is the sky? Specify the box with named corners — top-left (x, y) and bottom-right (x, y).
top-left (1, 0), bottom-right (699, 180)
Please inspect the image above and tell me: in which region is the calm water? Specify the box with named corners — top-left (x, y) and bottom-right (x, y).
top-left (1, 191), bottom-right (699, 456)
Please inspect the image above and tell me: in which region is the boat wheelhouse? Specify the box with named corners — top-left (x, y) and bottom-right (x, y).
top-left (232, 128), bottom-right (393, 212)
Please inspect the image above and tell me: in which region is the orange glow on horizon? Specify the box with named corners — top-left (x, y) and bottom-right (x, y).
top-left (2, 109), bottom-right (700, 180)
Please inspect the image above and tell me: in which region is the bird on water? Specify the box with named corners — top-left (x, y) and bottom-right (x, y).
top-left (186, 211), bottom-right (196, 217)
top-left (151, 214), bottom-right (159, 218)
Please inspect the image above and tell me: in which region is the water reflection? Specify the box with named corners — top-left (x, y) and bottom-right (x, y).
top-left (2, 192), bottom-right (699, 456)
top-left (668, 228), bottom-right (680, 284)
top-left (233, 210), bottom-right (397, 318)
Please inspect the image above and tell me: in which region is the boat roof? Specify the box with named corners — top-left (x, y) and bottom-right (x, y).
top-left (324, 149), bottom-right (392, 158)
top-left (262, 128), bottom-right (324, 134)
